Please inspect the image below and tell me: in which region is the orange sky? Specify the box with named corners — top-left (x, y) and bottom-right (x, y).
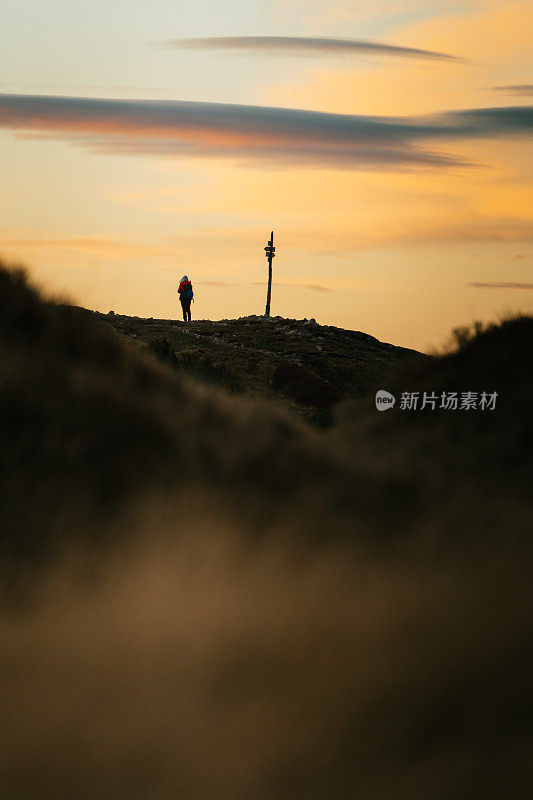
top-left (1, 0), bottom-right (531, 350)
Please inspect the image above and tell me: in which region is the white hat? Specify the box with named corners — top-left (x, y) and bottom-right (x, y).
top-left (181, 275), bottom-right (188, 281)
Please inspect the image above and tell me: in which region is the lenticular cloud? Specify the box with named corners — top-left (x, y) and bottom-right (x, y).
top-left (161, 35), bottom-right (462, 63)
top-left (0, 93), bottom-right (531, 169)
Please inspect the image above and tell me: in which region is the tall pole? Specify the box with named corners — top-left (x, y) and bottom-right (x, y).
top-left (264, 231), bottom-right (275, 317)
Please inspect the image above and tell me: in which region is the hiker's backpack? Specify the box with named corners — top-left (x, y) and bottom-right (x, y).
top-left (184, 283), bottom-right (194, 300)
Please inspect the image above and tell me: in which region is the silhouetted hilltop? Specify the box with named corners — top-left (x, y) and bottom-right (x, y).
top-left (1, 259), bottom-right (531, 560)
top-left (97, 311), bottom-right (425, 423)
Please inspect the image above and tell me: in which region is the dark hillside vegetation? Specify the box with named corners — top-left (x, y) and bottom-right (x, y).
top-left (99, 310), bottom-right (424, 424)
top-left (0, 258), bottom-right (531, 800)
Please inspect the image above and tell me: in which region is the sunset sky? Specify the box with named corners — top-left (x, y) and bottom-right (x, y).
top-left (1, 0), bottom-right (532, 349)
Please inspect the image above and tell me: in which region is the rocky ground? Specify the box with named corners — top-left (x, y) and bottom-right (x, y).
top-left (98, 311), bottom-right (425, 423)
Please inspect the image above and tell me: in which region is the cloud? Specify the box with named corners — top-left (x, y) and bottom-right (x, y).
top-left (280, 218), bottom-right (533, 257)
top-left (490, 85), bottom-right (533, 96)
top-left (420, 106), bottom-right (533, 138)
top-left (0, 83), bottom-right (167, 93)
top-left (0, 94), bottom-right (531, 170)
top-left (0, 235), bottom-right (177, 260)
top-left (397, 218), bottom-right (533, 245)
top-left (495, 253), bottom-right (529, 261)
top-left (467, 281), bottom-right (533, 289)
top-left (162, 36), bottom-right (462, 62)
top-left (250, 280), bottom-right (330, 292)
top-left (199, 280), bottom-right (330, 291)
top-left (199, 280), bottom-right (240, 288)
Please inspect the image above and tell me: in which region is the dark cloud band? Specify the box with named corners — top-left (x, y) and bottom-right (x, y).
top-left (491, 85), bottom-right (533, 96)
top-left (161, 35), bottom-right (462, 63)
top-left (0, 94), bottom-right (531, 169)
top-left (468, 282), bottom-right (533, 289)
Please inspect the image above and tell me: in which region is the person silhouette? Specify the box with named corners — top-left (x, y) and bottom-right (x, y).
top-left (178, 275), bottom-right (194, 322)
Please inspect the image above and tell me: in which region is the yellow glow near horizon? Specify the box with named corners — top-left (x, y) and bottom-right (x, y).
top-left (1, 0), bottom-right (532, 350)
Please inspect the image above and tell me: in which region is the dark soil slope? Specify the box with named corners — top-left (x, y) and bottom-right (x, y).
top-left (98, 311), bottom-right (424, 422)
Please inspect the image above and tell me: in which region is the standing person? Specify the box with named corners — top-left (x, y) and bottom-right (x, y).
top-left (178, 275), bottom-right (194, 322)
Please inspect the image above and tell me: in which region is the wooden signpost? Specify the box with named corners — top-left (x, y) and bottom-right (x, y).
top-left (264, 231), bottom-right (275, 317)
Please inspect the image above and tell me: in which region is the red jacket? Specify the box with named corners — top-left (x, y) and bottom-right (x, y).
top-left (178, 280), bottom-right (193, 297)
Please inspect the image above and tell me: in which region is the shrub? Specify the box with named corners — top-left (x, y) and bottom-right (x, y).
top-left (149, 337), bottom-right (174, 363)
top-left (272, 362), bottom-right (341, 409)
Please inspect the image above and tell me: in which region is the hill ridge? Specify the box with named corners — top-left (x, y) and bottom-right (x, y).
top-left (96, 309), bottom-right (425, 422)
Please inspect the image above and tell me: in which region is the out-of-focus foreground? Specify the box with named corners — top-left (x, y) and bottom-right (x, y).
top-left (0, 260), bottom-right (531, 799)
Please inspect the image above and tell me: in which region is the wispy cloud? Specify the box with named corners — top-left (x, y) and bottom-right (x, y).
top-left (161, 36), bottom-right (462, 63)
top-left (282, 218), bottom-right (533, 255)
top-left (422, 106), bottom-right (533, 138)
top-left (198, 280), bottom-right (240, 288)
top-left (0, 235), bottom-right (177, 260)
top-left (250, 280), bottom-right (330, 292)
top-left (0, 94), bottom-right (531, 170)
top-left (467, 282), bottom-right (533, 289)
top-left (399, 218), bottom-right (533, 245)
top-left (0, 83), bottom-right (167, 93)
top-left (490, 85), bottom-right (533, 96)
top-left (200, 279), bottom-right (330, 291)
